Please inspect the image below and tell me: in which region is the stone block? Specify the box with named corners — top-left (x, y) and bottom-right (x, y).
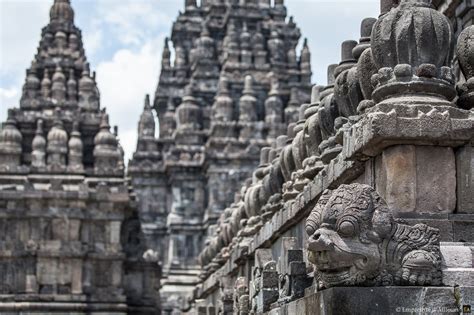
top-left (111, 261), bottom-right (122, 287)
top-left (375, 145), bottom-right (456, 214)
top-left (442, 268), bottom-right (474, 286)
top-left (58, 259), bottom-right (72, 285)
top-left (453, 221), bottom-right (474, 242)
top-left (52, 218), bottom-right (68, 240)
top-left (301, 287), bottom-right (459, 314)
top-left (37, 258), bottom-right (58, 286)
top-left (68, 220), bottom-right (81, 241)
top-left (25, 275), bottom-right (38, 293)
top-left (71, 259), bottom-right (83, 294)
top-left (456, 145), bottom-right (474, 213)
top-left (110, 221), bottom-right (121, 244)
top-left (441, 243), bottom-right (473, 268)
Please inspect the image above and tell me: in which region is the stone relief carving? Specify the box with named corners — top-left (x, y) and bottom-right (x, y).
top-left (306, 184), bottom-right (441, 288)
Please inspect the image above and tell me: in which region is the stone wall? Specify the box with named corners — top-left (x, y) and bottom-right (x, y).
top-left (190, 1), bottom-right (474, 314)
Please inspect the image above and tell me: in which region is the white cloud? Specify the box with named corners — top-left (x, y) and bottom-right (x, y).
top-left (0, 86), bottom-right (19, 122)
top-left (0, 0), bottom-right (50, 122)
top-left (83, 24), bottom-right (103, 58)
top-left (0, 1), bottom-right (50, 75)
top-left (286, 1), bottom-right (379, 85)
top-left (0, 0), bottom-right (381, 164)
top-left (95, 35), bottom-right (165, 162)
top-left (95, 0), bottom-right (173, 46)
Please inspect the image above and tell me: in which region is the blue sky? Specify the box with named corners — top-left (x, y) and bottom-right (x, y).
top-left (0, 0), bottom-right (379, 162)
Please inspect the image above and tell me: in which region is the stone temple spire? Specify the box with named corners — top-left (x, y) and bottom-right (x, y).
top-left (0, 1), bottom-right (160, 312)
top-left (300, 38), bottom-right (312, 84)
top-left (138, 94), bottom-right (156, 139)
top-left (162, 38), bottom-right (171, 69)
top-left (50, 0), bottom-right (74, 24)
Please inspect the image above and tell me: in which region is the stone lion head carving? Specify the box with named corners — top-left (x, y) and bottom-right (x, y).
top-left (306, 184), bottom-right (441, 288)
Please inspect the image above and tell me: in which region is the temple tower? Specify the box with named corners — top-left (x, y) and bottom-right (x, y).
top-left (0, 1), bottom-right (160, 313)
top-left (129, 0), bottom-right (313, 312)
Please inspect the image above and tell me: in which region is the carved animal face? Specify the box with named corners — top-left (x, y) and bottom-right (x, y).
top-left (306, 184), bottom-right (393, 287)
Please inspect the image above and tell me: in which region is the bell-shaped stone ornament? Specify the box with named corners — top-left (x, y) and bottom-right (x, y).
top-left (371, 0), bottom-right (456, 106)
top-left (456, 26), bottom-right (474, 110)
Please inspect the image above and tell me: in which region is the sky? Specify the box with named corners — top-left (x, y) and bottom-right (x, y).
top-left (0, 0), bottom-right (379, 163)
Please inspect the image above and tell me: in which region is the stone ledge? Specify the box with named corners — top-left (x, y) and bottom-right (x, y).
top-left (0, 301), bottom-right (127, 313)
top-left (265, 286), bottom-right (472, 315)
top-left (343, 105), bottom-right (474, 159)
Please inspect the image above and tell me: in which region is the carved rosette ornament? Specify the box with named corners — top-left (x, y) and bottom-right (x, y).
top-left (456, 26), bottom-right (474, 110)
top-left (306, 184), bottom-right (441, 289)
top-left (371, 0), bottom-right (456, 106)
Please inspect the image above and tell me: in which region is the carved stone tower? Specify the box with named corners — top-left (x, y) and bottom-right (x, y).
top-left (0, 0), bottom-right (160, 313)
top-left (129, 0), bottom-right (312, 312)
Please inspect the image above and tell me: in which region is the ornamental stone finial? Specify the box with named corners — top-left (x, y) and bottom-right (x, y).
top-left (31, 119), bottom-right (46, 169)
top-left (352, 18), bottom-right (377, 60)
top-left (68, 121), bottom-right (84, 172)
top-left (371, 0), bottom-right (456, 106)
top-left (67, 68), bottom-right (77, 102)
top-left (94, 112), bottom-right (121, 175)
top-left (47, 108), bottom-right (68, 167)
top-left (334, 40), bottom-right (357, 78)
top-left (334, 39), bottom-right (363, 118)
top-left (0, 111), bottom-right (22, 169)
top-left (138, 94), bottom-right (156, 138)
top-left (239, 75), bottom-right (258, 122)
top-left (265, 76), bottom-right (283, 126)
top-left (41, 69), bottom-right (51, 99)
top-left (162, 38), bottom-right (171, 68)
top-left (52, 65), bottom-right (66, 103)
top-left (177, 83), bottom-right (202, 131)
top-left (212, 77), bottom-right (234, 122)
top-left (50, 0), bottom-right (74, 23)
top-left (456, 26), bottom-right (474, 109)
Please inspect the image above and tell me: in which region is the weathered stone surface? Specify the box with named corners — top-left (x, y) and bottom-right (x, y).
top-left (456, 145), bottom-right (474, 213)
top-left (456, 26), bottom-right (474, 109)
top-left (343, 104), bottom-right (474, 159)
top-left (267, 287), bottom-right (460, 315)
top-left (0, 0), bottom-right (160, 313)
top-left (375, 145), bottom-right (456, 214)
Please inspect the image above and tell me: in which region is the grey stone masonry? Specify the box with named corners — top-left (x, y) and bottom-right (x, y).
top-left (190, 1), bottom-right (474, 314)
top-left (0, 0), bottom-right (160, 313)
top-left (129, 0), bottom-right (313, 313)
